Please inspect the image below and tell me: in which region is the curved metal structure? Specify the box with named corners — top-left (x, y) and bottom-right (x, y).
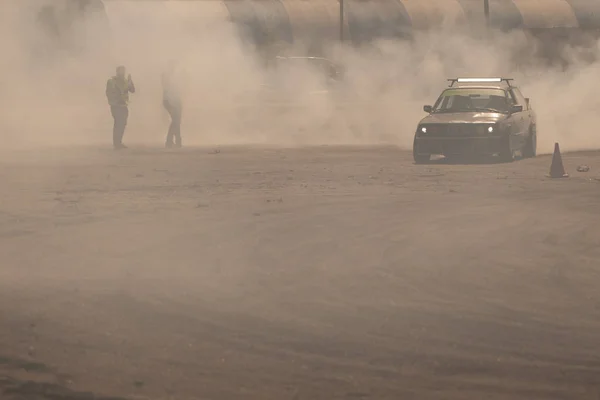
top-left (33, 0), bottom-right (108, 52)
top-left (219, 0), bottom-right (600, 44)
top-left (37, 0), bottom-right (600, 51)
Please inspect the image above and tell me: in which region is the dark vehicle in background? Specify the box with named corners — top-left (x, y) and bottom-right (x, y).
top-left (413, 78), bottom-right (537, 164)
top-left (257, 55), bottom-right (347, 108)
top-left (262, 56), bottom-right (346, 96)
top-left (230, 55), bottom-right (348, 134)
top-left (271, 56), bottom-right (345, 84)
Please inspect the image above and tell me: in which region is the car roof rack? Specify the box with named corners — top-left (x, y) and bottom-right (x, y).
top-left (447, 77), bottom-right (514, 87)
top-left (275, 56), bottom-right (329, 61)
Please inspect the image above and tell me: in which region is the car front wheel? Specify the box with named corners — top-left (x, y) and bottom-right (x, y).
top-left (498, 135), bottom-right (514, 163)
top-left (523, 127), bottom-right (536, 158)
top-left (413, 140), bottom-right (430, 164)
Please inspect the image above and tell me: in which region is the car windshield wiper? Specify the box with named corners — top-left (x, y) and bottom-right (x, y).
top-left (434, 108), bottom-right (473, 113)
top-left (474, 107), bottom-right (506, 113)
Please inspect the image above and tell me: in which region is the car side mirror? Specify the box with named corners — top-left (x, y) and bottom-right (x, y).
top-left (423, 105), bottom-right (432, 113)
top-left (510, 104), bottom-right (523, 113)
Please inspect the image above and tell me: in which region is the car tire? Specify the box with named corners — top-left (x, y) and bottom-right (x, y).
top-left (414, 154), bottom-right (430, 164)
top-left (499, 135), bottom-right (514, 163)
top-left (413, 140), bottom-right (430, 164)
top-left (523, 127), bottom-right (537, 158)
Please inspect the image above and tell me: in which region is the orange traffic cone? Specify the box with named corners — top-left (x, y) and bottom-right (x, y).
top-left (548, 142), bottom-right (569, 178)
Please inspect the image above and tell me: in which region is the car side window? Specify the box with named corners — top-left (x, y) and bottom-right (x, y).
top-left (507, 89), bottom-right (518, 105)
top-left (512, 88), bottom-right (528, 110)
top-left (433, 95), bottom-right (445, 109)
top-left (509, 88), bottom-right (527, 106)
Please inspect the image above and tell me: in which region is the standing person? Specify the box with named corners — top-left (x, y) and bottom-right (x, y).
top-left (162, 64), bottom-right (182, 148)
top-left (106, 65), bottom-right (135, 149)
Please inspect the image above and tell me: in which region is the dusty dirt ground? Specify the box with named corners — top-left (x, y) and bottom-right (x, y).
top-left (1, 145), bottom-right (600, 400)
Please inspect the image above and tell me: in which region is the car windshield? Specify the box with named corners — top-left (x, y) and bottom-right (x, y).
top-left (432, 88), bottom-right (509, 113)
top-left (275, 58), bottom-right (342, 81)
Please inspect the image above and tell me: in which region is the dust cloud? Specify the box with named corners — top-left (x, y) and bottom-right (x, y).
top-left (1, 0), bottom-right (600, 154)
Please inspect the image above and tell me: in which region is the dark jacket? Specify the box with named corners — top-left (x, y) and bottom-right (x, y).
top-left (106, 75), bottom-right (135, 107)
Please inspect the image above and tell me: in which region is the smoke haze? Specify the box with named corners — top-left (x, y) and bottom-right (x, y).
top-left (4, 5), bottom-right (600, 399)
top-left (2, 0), bottom-right (600, 154)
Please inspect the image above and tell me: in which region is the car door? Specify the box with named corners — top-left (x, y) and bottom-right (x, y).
top-left (507, 88), bottom-right (528, 150)
top-left (503, 90), bottom-right (519, 151)
top-left (513, 87), bottom-right (534, 132)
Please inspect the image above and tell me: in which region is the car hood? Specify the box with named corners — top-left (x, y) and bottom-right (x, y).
top-left (420, 112), bottom-right (506, 124)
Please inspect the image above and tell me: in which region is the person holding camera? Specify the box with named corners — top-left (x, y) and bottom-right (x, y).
top-left (106, 65), bottom-right (135, 149)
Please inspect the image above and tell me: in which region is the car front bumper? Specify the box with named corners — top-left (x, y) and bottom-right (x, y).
top-left (414, 136), bottom-right (506, 156)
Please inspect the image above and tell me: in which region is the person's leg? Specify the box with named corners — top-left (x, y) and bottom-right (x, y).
top-left (119, 107), bottom-right (129, 147)
top-left (113, 106), bottom-right (128, 148)
top-left (165, 103), bottom-right (174, 147)
top-left (121, 107), bottom-right (129, 146)
top-left (173, 107), bottom-right (182, 147)
top-left (111, 106), bottom-right (119, 147)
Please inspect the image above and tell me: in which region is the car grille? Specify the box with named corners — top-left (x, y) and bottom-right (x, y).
top-left (426, 123), bottom-right (480, 137)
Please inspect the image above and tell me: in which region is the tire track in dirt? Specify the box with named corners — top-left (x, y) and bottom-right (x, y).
top-left (1, 146), bottom-right (600, 400)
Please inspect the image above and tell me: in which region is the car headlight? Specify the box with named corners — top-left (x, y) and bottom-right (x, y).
top-left (475, 124), bottom-right (495, 135)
